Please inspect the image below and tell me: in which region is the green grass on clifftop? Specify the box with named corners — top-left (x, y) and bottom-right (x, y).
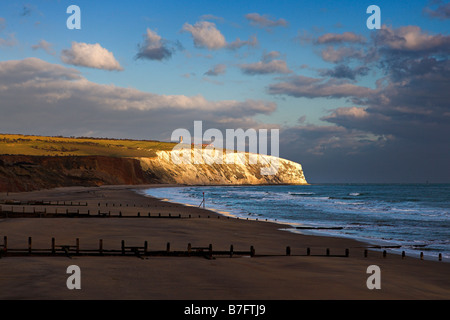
top-left (0, 134), bottom-right (176, 158)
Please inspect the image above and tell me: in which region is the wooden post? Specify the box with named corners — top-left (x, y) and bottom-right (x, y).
top-left (28, 237), bottom-right (32, 254)
top-left (138, 212), bottom-right (140, 217)
top-left (420, 252), bottom-right (424, 260)
top-left (230, 245), bottom-right (234, 258)
top-left (99, 239), bottom-right (103, 255)
top-left (208, 244), bottom-right (212, 258)
top-left (250, 246), bottom-right (255, 257)
top-left (187, 243), bottom-right (191, 256)
top-left (144, 241), bottom-right (148, 254)
top-left (307, 247), bottom-right (310, 256)
top-left (439, 253), bottom-right (442, 261)
top-left (326, 248), bottom-right (330, 256)
top-left (166, 242), bottom-right (170, 253)
top-left (121, 240), bottom-right (125, 255)
top-left (364, 249), bottom-right (368, 257)
top-left (76, 238), bottom-right (79, 254)
top-left (51, 237), bottom-right (55, 254)
top-left (345, 248), bottom-right (349, 257)
top-left (402, 251), bottom-right (405, 259)
top-left (286, 246), bottom-right (291, 256)
top-left (383, 250), bottom-right (387, 258)
top-left (3, 236), bottom-right (7, 252)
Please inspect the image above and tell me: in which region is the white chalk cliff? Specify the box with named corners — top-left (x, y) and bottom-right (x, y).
top-left (137, 149), bottom-right (307, 185)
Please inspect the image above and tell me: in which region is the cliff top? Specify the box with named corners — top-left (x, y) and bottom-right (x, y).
top-left (0, 133), bottom-right (176, 158)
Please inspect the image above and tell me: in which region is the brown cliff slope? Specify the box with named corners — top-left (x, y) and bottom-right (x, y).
top-left (0, 155), bottom-right (159, 192)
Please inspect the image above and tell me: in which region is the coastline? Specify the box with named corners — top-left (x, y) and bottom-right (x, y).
top-left (140, 184), bottom-right (449, 262)
top-left (0, 184), bottom-right (449, 300)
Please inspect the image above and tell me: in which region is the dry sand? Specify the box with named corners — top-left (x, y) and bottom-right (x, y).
top-left (0, 184), bottom-right (449, 300)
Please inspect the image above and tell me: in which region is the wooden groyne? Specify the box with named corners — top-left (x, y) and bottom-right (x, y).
top-left (0, 236), bottom-right (254, 259)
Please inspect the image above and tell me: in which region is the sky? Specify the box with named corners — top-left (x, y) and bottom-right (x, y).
top-left (0, 0), bottom-right (449, 183)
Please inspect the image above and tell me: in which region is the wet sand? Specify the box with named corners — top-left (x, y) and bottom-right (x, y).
top-left (0, 185), bottom-right (449, 300)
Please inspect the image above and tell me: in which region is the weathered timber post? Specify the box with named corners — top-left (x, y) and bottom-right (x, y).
top-left (28, 237), bottom-right (32, 254)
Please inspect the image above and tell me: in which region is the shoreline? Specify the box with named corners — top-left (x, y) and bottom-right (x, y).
top-left (138, 184), bottom-right (448, 263)
top-left (0, 184), bottom-right (449, 299)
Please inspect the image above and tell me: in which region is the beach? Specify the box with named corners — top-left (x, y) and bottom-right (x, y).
top-left (0, 184), bottom-right (449, 300)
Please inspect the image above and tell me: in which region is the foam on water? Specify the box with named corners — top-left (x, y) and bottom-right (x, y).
top-left (143, 184), bottom-right (450, 261)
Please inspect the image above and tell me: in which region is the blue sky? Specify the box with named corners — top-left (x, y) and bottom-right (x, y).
top-left (0, 0), bottom-right (449, 182)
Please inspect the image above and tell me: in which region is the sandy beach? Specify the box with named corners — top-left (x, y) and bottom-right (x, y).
top-left (0, 184), bottom-right (449, 300)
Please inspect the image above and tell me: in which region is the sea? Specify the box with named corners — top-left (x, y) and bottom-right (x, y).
top-left (142, 184), bottom-right (450, 262)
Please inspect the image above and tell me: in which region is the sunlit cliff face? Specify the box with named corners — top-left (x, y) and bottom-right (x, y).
top-left (137, 150), bottom-right (307, 185)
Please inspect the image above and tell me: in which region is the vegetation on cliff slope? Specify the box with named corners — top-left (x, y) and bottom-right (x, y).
top-left (0, 134), bottom-right (175, 157)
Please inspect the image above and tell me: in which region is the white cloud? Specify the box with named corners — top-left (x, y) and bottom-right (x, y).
top-left (136, 28), bottom-right (176, 61)
top-left (204, 64), bottom-right (226, 76)
top-left (245, 13), bottom-right (288, 29)
top-left (182, 21), bottom-right (257, 50)
top-left (61, 42), bottom-right (123, 71)
top-left (32, 39), bottom-right (55, 55)
top-left (374, 25), bottom-right (450, 52)
top-left (182, 21), bottom-right (226, 50)
top-left (316, 32), bottom-right (366, 44)
top-left (240, 51), bottom-right (291, 75)
top-left (240, 60), bottom-right (291, 75)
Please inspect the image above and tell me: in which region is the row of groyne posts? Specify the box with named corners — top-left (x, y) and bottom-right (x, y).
top-left (0, 236), bottom-right (255, 260)
top-left (0, 200), bottom-right (204, 219)
top-left (0, 236), bottom-right (443, 261)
